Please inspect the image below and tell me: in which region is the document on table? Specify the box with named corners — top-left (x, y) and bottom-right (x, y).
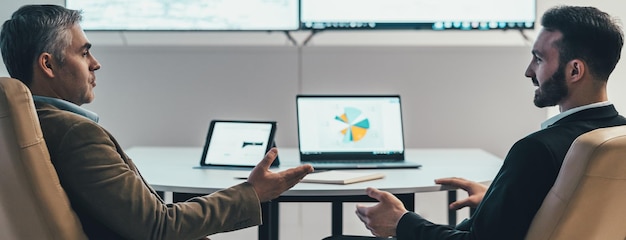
top-left (300, 170), bottom-right (385, 185)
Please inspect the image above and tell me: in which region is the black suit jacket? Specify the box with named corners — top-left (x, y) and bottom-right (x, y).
top-left (396, 105), bottom-right (626, 240)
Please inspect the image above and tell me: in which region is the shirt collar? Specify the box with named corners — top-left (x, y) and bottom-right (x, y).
top-left (32, 95), bottom-right (99, 123)
top-left (540, 101), bottom-right (611, 129)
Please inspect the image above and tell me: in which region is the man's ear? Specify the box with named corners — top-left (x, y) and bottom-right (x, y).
top-left (37, 53), bottom-right (55, 78)
top-left (568, 59), bottom-right (585, 82)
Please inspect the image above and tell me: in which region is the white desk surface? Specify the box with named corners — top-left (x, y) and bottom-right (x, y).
top-left (126, 147), bottom-right (503, 196)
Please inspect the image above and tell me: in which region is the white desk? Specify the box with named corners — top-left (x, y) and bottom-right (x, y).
top-left (126, 147), bottom-right (503, 239)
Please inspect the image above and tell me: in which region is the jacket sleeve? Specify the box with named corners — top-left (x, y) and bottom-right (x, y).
top-left (52, 120), bottom-right (262, 240)
top-left (395, 137), bottom-right (558, 240)
top-left (396, 212), bottom-right (469, 240)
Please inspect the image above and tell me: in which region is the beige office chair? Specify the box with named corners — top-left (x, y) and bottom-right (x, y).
top-left (0, 77), bottom-right (87, 239)
top-left (525, 125), bottom-right (626, 240)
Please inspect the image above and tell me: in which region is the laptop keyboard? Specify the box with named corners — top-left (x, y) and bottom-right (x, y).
top-left (312, 159), bottom-right (395, 164)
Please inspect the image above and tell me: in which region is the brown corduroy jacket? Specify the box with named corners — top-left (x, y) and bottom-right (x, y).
top-left (36, 101), bottom-right (261, 240)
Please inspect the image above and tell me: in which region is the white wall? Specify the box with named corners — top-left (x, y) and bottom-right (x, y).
top-left (0, 0), bottom-right (626, 154)
top-left (83, 45), bottom-right (543, 157)
top-left (2, 1), bottom-right (626, 239)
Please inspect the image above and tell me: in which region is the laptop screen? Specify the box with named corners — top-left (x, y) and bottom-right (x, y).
top-left (296, 95), bottom-right (405, 161)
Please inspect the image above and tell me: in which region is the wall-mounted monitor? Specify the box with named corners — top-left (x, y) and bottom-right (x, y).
top-left (300, 0), bottom-right (536, 30)
top-left (66, 0), bottom-right (300, 31)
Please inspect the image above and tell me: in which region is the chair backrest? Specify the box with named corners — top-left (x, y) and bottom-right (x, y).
top-left (0, 77), bottom-right (87, 239)
top-left (525, 125), bottom-right (626, 240)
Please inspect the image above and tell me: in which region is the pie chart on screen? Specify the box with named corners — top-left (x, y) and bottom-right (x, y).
top-left (335, 107), bottom-right (370, 142)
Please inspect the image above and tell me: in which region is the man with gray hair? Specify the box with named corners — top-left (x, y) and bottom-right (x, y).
top-left (1, 4), bottom-right (313, 239)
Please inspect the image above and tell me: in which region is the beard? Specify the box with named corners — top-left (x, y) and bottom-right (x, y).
top-left (533, 66), bottom-right (568, 108)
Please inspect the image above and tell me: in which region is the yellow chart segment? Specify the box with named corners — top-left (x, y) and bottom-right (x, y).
top-left (349, 126), bottom-right (368, 141)
top-left (339, 114), bottom-right (349, 123)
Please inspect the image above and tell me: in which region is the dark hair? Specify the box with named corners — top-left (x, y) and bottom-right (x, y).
top-left (541, 5), bottom-right (624, 80)
top-left (0, 5), bottom-right (82, 86)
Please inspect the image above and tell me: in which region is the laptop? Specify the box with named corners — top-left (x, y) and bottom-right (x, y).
top-left (296, 95), bottom-right (421, 170)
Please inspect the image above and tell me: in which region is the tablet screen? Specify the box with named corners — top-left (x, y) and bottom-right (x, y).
top-left (200, 120), bottom-right (277, 167)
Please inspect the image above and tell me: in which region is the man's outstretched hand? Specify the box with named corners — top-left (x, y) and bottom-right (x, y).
top-left (247, 148), bottom-right (314, 202)
top-left (435, 177), bottom-right (487, 210)
top-left (355, 187), bottom-right (408, 238)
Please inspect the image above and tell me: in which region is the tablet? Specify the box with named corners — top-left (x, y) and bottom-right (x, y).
top-left (199, 120), bottom-right (279, 168)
